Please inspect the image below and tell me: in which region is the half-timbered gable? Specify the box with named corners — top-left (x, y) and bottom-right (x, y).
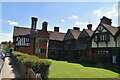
top-left (91, 16), bottom-right (119, 64)
top-left (13, 26), bottom-right (31, 53)
top-left (13, 17), bottom-right (38, 55)
top-left (13, 26), bottom-right (30, 47)
top-left (92, 23), bottom-right (118, 48)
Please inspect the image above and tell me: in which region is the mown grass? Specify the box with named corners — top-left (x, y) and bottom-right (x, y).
top-left (49, 61), bottom-right (119, 79)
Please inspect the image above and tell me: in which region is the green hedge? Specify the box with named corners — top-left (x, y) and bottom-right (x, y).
top-left (94, 54), bottom-right (107, 63)
top-left (12, 51), bottom-right (52, 79)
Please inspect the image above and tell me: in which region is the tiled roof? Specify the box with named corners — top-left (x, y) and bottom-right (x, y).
top-left (13, 26), bottom-right (31, 36)
top-left (13, 26), bottom-right (66, 41)
top-left (48, 31), bottom-right (66, 41)
top-left (102, 23), bottom-right (119, 36)
top-left (69, 29), bottom-right (81, 39)
top-left (85, 29), bottom-right (94, 37)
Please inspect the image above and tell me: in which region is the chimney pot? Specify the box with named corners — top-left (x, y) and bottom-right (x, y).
top-left (100, 16), bottom-right (112, 25)
top-left (87, 24), bottom-right (92, 30)
top-left (42, 21), bottom-right (48, 31)
top-left (73, 27), bottom-right (80, 30)
top-left (54, 27), bottom-right (59, 32)
top-left (31, 17), bottom-right (38, 30)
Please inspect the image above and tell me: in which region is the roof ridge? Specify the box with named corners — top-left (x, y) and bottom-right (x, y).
top-left (14, 26), bottom-right (31, 29)
top-left (84, 29), bottom-right (94, 31)
top-left (48, 31), bottom-right (66, 34)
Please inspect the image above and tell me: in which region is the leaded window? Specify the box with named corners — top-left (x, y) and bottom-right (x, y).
top-left (94, 32), bottom-right (110, 42)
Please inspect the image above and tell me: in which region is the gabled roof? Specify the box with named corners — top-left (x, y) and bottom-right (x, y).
top-left (91, 23), bottom-right (119, 40)
top-left (13, 26), bottom-right (31, 36)
top-left (48, 31), bottom-right (66, 41)
top-left (115, 27), bottom-right (120, 37)
top-left (69, 29), bottom-right (81, 39)
top-left (84, 29), bottom-right (94, 37)
top-left (13, 26), bottom-right (66, 41)
top-left (101, 23), bottom-right (119, 36)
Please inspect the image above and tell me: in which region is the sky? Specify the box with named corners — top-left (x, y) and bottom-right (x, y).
top-left (0, 1), bottom-right (119, 43)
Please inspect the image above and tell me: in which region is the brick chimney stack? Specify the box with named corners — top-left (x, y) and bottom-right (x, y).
top-left (87, 24), bottom-right (92, 30)
top-left (100, 16), bottom-right (112, 25)
top-left (31, 17), bottom-right (38, 30)
top-left (42, 21), bottom-right (48, 31)
top-left (73, 27), bottom-right (80, 31)
top-left (54, 27), bottom-right (59, 32)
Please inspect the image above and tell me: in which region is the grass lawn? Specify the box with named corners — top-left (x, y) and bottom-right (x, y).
top-left (49, 60), bottom-right (119, 79)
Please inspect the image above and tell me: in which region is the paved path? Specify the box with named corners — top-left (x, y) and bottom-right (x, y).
top-left (1, 57), bottom-right (22, 79)
top-left (0, 59), bottom-right (3, 71)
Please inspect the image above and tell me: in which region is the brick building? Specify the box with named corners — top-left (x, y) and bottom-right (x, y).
top-left (13, 17), bottom-right (65, 59)
top-left (13, 16), bottom-right (120, 65)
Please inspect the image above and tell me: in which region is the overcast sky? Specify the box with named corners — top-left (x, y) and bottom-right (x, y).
top-left (0, 1), bottom-right (119, 43)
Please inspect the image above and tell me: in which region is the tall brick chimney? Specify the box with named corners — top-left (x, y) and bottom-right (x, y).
top-left (42, 21), bottom-right (48, 31)
top-left (87, 24), bottom-right (92, 30)
top-left (54, 27), bottom-right (59, 32)
top-left (31, 17), bottom-right (38, 30)
top-left (100, 16), bottom-right (112, 25)
top-left (73, 27), bottom-right (80, 31)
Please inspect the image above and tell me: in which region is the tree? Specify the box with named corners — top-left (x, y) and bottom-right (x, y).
top-left (1, 45), bottom-right (9, 52)
top-left (1, 41), bottom-right (8, 44)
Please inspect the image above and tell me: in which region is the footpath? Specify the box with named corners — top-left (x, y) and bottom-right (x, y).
top-left (0, 57), bottom-right (22, 79)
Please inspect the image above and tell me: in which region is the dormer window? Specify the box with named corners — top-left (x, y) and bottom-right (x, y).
top-left (94, 32), bottom-right (110, 42)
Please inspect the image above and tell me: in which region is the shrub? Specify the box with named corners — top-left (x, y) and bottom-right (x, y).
top-left (12, 51), bottom-right (52, 79)
top-left (94, 54), bottom-right (106, 63)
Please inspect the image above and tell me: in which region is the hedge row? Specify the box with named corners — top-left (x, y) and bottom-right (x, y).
top-left (11, 51), bottom-right (52, 79)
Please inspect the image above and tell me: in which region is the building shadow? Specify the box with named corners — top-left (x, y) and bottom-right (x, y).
top-left (7, 57), bottom-right (22, 78)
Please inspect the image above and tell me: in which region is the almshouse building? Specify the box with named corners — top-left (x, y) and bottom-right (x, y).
top-left (13, 16), bottom-right (120, 65)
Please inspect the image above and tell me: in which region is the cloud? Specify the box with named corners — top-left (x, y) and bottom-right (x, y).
top-left (7, 20), bottom-right (19, 25)
top-left (61, 19), bottom-right (65, 22)
top-left (75, 21), bottom-right (88, 25)
top-left (92, 3), bottom-right (118, 26)
top-left (74, 21), bottom-right (97, 30)
top-left (93, 9), bottom-right (101, 16)
top-left (75, 21), bottom-right (84, 25)
top-left (74, 21), bottom-right (91, 30)
top-left (69, 15), bottom-right (79, 19)
top-left (0, 33), bottom-right (13, 43)
top-left (93, 3), bottom-right (118, 18)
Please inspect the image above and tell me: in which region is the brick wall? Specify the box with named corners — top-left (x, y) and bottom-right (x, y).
top-left (17, 46), bottom-right (31, 54)
top-left (29, 39), bottom-right (35, 55)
